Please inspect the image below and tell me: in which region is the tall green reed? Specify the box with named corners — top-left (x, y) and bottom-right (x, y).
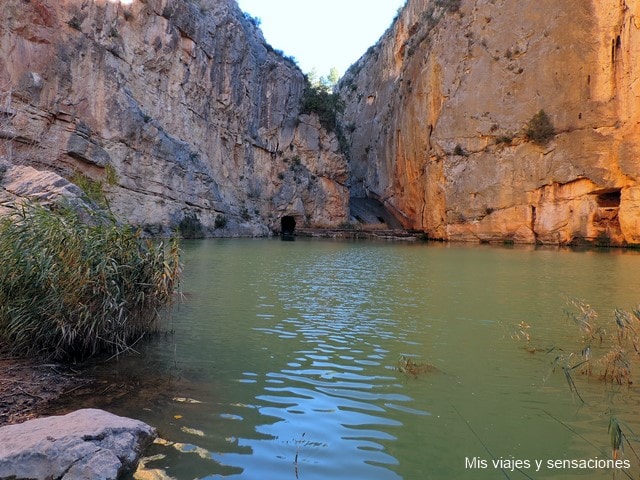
top-left (0, 202), bottom-right (180, 361)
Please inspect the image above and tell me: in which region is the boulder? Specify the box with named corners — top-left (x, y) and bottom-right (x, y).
top-left (0, 408), bottom-right (156, 480)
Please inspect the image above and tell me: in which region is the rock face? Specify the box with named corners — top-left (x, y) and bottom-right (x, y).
top-left (3, 0), bottom-right (639, 244)
top-left (0, 408), bottom-right (156, 480)
top-left (0, 159), bottom-right (91, 217)
top-left (340, 0), bottom-right (640, 245)
top-left (0, 0), bottom-right (349, 236)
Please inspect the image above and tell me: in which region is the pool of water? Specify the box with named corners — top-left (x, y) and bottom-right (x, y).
top-left (71, 239), bottom-right (640, 479)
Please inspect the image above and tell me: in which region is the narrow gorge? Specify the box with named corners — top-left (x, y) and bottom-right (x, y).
top-left (0, 0), bottom-right (349, 236)
top-left (1, 0), bottom-right (639, 245)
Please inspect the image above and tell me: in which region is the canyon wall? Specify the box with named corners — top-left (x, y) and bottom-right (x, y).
top-left (340, 0), bottom-right (640, 245)
top-left (0, 0), bottom-right (349, 235)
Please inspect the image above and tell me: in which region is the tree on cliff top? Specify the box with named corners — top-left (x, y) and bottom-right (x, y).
top-left (300, 75), bottom-right (344, 133)
top-left (307, 67), bottom-right (340, 93)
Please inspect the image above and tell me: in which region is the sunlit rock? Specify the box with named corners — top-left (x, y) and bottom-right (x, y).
top-left (340, 0), bottom-right (640, 246)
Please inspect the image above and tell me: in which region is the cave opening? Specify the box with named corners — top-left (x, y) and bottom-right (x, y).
top-left (281, 215), bottom-right (296, 235)
top-left (596, 189), bottom-right (621, 208)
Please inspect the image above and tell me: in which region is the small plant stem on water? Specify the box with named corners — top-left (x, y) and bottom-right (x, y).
top-left (294, 432), bottom-right (305, 479)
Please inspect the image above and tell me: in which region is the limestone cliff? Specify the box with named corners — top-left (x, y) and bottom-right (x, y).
top-left (0, 0), bottom-right (349, 235)
top-left (340, 0), bottom-right (640, 245)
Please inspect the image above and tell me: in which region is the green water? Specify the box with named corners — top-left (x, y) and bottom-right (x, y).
top-left (80, 239), bottom-right (640, 479)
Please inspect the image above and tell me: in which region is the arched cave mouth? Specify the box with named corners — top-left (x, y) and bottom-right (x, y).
top-left (281, 216), bottom-right (296, 235)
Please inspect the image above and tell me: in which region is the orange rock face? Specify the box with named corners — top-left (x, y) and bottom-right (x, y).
top-left (341, 0), bottom-right (640, 245)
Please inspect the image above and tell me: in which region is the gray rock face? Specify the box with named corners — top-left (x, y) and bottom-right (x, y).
top-left (0, 408), bottom-right (156, 480)
top-left (0, 0), bottom-right (349, 236)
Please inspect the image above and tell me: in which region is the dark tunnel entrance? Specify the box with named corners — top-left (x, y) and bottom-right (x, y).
top-left (281, 216), bottom-right (296, 235)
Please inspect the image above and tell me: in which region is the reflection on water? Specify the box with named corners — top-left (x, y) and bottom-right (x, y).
top-left (67, 239), bottom-right (640, 479)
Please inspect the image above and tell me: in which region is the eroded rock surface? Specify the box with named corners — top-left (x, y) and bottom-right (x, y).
top-left (0, 0), bottom-right (349, 236)
top-left (3, 0), bottom-right (640, 244)
top-left (0, 160), bottom-right (91, 216)
top-left (0, 408), bottom-right (155, 480)
top-left (341, 0), bottom-right (640, 245)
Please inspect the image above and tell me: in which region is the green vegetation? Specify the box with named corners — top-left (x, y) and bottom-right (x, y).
top-left (299, 68), bottom-right (351, 156)
top-left (513, 300), bottom-right (640, 471)
top-left (214, 214), bottom-right (228, 229)
top-left (178, 211), bottom-right (204, 239)
top-left (306, 67), bottom-right (341, 92)
top-left (104, 163), bottom-right (119, 186)
top-left (300, 78), bottom-right (344, 133)
top-left (525, 109), bottom-right (555, 145)
top-left (496, 134), bottom-right (513, 146)
top-left (396, 355), bottom-right (438, 378)
top-left (242, 11), bottom-right (261, 28)
top-left (0, 203), bottom-right (180, 361)
top-left (71, 166), bottom-right (119, 206)
top-left (70, 171), bottom-right (105, 205)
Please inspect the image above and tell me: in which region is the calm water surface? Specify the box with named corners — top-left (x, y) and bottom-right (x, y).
top-left (80, 239), bottom-right (640, 479)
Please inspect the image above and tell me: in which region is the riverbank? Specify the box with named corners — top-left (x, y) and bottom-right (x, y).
top-left (0, 356), bottom-right (90, 426)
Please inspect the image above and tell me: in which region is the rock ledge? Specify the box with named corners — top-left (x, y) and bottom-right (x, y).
top-left (0, 408), bottom-right (156, 480)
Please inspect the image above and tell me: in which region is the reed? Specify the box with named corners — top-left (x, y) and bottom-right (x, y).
top-left (512, 298), bottom-right (640, 397)
top-left (0, 202), bottom-right (181, 360)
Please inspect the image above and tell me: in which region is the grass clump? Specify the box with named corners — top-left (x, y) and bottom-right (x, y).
top-left (104, 163), bottom-right (119, 186)
top-left (71, 171), bottom-right (105, 205)
top-left (496, 135), bottom-right (513, 146)
top-left (0, 203), bottom-right (181, 361)
top-left (453, 144), bottom-right (466, 156)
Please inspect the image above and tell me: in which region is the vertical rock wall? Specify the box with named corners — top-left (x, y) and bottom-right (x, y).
top-left (340, 0), bottom-right (640, 245)
top-left (0, 0), bottom-right (349, 235)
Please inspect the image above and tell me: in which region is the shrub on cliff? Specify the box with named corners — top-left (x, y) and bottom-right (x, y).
top-left (178, 211), bottom-right (204, 239)
top-left (525, 109), bottom-right (555, 145)
top-left (0, 203), bottom-right (181, 361)
top-left (300, 81), bottom-right (344, 133)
